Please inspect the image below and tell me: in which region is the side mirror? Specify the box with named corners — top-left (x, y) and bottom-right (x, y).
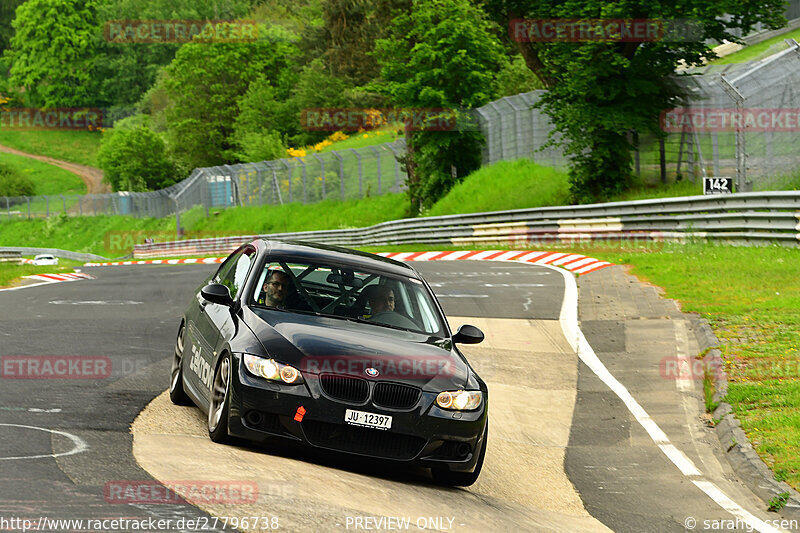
top-left (452, 324), bottom-right (484, 345)
top-left (200, 283), bottom-right (234, 307)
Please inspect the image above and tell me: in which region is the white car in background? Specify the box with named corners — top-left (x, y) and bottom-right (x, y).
top-left (32, 254), bottom-right (59, 266)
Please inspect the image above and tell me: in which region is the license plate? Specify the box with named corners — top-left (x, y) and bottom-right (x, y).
top-left (344, 409), bottom-right (392, 430)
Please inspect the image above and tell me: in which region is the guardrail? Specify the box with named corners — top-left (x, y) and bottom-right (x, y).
top-left (132, 192), bottom-right (800, 258)
top-left (0, 247), bottom-right (109, 262)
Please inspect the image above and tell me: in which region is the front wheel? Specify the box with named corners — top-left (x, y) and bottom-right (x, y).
top-left (169, 325), bottom-right (191, 406)
top-left (431, 423), bottom-right (488, 487)
top-left (208, 354), bottom-right (232, 443)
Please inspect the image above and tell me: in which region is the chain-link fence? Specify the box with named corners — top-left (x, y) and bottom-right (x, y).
top-left (0, 139), bottom-right (408, 221)
top-left (642, 39), bottom-right (800, 191)
top-left (173, 139), bottom-right (408, 218)
top-left (474, 91), bottom-right (568, 168)
top-left (478, 40), bottom-right (800, 192)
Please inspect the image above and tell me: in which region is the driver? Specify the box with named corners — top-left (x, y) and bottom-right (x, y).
top-left (261, 270), bottom-right (290, 308)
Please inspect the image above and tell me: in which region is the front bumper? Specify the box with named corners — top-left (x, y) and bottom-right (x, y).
top-left (226, 355), bottom-right (488, 473)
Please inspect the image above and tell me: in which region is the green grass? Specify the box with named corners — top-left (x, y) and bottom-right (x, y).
top-left (0, 194), bottom-right (408, 257)
top-left (586, 243), bottom-right (800, 489)
top-left (427, 158), bottom-right (706, 216)
top-left (0, 213), bottom-right (174, 258)
top-left (427, 159), bottom-right (571, 215)
top-left (316, 127), bottom-right (403, 153)
top-left (0, 259), bottom-right (84, 287)
top-left (0, 152), bottom-right (86, 196)
top-left (711, 27), bottom-right (800, 65)
top-left (188, 193), bottom-right (407, 235)
top-left (0, 129), bottom-right (102, 167)
top-left (0, 157), bottom-right (727, 256)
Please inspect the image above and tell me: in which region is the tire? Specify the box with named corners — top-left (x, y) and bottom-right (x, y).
top-left (169, 325), bottom-right (192, 406)
top-left (431, 423), bottom-right (488, 487)
top-left (208, 354), bottom-right (232, 443)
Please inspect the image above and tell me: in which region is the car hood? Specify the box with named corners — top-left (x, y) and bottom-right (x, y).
top-left (244, 307), bottom-right (469, 390)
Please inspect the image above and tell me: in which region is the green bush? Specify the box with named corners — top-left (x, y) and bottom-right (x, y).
top-left (0, 163), bottom-right (35, 199)
top-left (234, 130), bottom-right (286, 164)
top-left (97, 126), bottom-right (177, 192)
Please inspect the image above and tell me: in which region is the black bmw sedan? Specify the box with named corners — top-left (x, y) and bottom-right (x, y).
top-left (169, 239), bottom-right (488, 486)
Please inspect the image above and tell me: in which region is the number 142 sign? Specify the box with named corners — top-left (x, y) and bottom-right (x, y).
top-left (704, 177), bottom-right (734, 195)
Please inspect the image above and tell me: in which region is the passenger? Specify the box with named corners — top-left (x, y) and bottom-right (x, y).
top-left (261, 270), bottom-right (290, 309)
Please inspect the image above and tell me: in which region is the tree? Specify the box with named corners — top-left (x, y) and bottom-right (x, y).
top-left (97, 126), bottom-right (177, 191)
top-left (0, 0), bottom-right (25, 54)
top-left (319, 0), bottom-right (409, 86)
top-left (160, 24), bottom-right (298, 170)
top-left (231, 76), bottom-right (287, 162)
top-left (485, 0), bottom-right (786, 203)
top-left (493, 54), bottom-right (544, 99)
top-left (94, 0), bottom-right (256, 109)
top-left (374, 0), bottom-right (504, 213)
top-left (284, 58), bottom-right (353, 146)
top-left (5, 0), bottom-right (104, 108)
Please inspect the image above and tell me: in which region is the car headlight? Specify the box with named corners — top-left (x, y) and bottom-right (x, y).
top-left (243, 354), bottom-right (304, 384)
top-left (436, 390), bottom-right (482, 411)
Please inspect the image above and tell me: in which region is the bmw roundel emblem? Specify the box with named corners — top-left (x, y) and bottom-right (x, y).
top-left (365, 367), bottom-right (379, 377)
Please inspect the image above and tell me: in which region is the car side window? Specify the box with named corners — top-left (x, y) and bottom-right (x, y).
top-left (217, 248), bottom-right (254, 301)
top-left (213, 251), bottom-right (241, 284)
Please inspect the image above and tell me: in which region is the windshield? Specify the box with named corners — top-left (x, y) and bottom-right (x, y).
top-left (250, 258), bottom-right (445, 336)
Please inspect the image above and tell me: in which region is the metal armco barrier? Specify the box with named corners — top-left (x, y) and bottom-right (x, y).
top-left (132, 192), bottom-right (800, 258)
top-left (0, 247), bottom-right (109, 262)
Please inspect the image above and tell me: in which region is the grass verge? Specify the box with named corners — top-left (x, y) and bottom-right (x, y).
top-left (571, 242), bottom-right (800, 489)
top-left (711, 27), bottom-right (800, 65)
top-left (0, 130), bottom-right (102, 167)
top-left (0, 151), bottom-right (86, 195)
top-left (0, 158), bottom-right (740, 257)
top-left (0, 259), bottom-right (84, 288)
top-left (316, 127), bottom-right (403, 153)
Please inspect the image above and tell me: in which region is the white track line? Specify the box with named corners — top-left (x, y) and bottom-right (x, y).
top-left (537, 260), bottom-right (785, 533)
top-left (0, 423), bottom-right (88, 461)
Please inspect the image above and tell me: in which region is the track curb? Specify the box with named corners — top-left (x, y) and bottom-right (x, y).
top-left (84, 250), bottom-right (613, 276)
top-left (688, 315), bottom-right (800, 520)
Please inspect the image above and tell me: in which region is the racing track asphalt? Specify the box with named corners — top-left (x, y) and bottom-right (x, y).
top-left (0, 264), bottom-right (222, 531)
top-left (0, 260), bottom-right (790, 533)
